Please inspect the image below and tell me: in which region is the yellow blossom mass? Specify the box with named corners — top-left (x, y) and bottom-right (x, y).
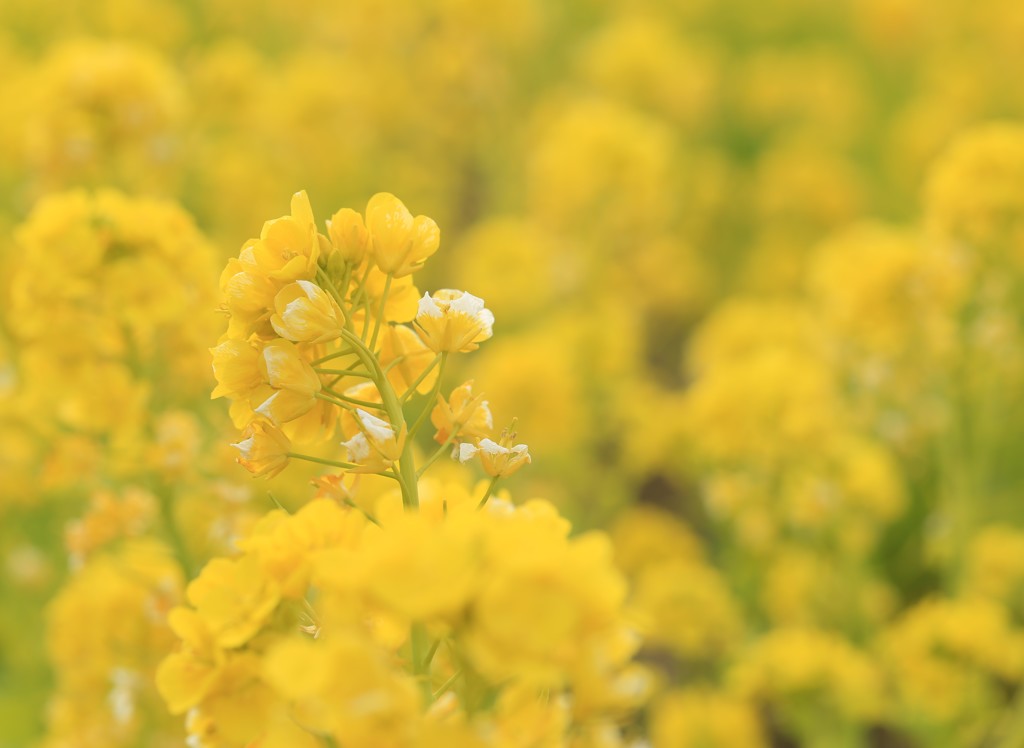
top-left (6, 3), bottom-right (1024, 747)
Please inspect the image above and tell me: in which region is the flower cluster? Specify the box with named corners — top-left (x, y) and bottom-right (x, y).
top-left (159, 192), bottom-right (640, 747)
top-left (158, 497), bottom-right (642, 748)
top-left (210, 191), bottom-right (516, 492)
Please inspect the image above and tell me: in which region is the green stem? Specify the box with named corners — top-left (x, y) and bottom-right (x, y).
top-left (344, 499), bottom-right (381, 527)
top-left (382, 354), bottom-right (407, 375)
top-left (312, 349), bottom-right (358, 366)
top-left (432, 668), bottom-right (462, 700)
top-left (314, 391), bottom-right (357, 412)
top-left (411, 622), bottom-right (433, 704)
top-left (286, 452), bottom-right (359, 470)
top-left (316, 268), bottom-right (349, 321)
top-left (313, 366), bottom-right (370, 377)
top-left (417, 430), bottom-right (459, 478)
top-left (369, 273), bottom-right (392, 351)
top-left (156, 486), bottom-right (194, 577)
top-left (421, 638), bottom-right (441, 671)
top-left (408, 353), bottom-right (448, 440)
top-left (399, 354), bottom-right (442, 404)
top-left (339, 328), bottom-right (419, 509)
top-left (320, 389), bottom-right (386, 411)
top-left (476, 476), bottom-right (500, 509)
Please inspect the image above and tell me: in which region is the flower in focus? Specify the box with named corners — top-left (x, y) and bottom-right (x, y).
top-left (254, 339), bottom-right (322, 425)
top-left (415, 290), bottom-right (495, 353)
top-left (249, 191), bottom-right (320, 281)
top-left (365, 192), bottom-right (440, 277)
top-left (270, 280), bottom-right (343, 343)
top-left (459, 426), bottom-right (531, 478)
top-left (340, 409), bottom-right (404, 472)
top-left (231, 419), bottom-right (291, 478)
top-left (432, 380), bottom-right (493, 444)
top-left (328, 207), bottom-right (370, 265)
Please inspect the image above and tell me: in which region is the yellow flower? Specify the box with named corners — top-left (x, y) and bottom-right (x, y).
top-left (432, 380), bottom-right (493, 444)
top-left (261, 631), bottom-right (420, 746)
top-left (365, 192), bottom-right (440, 277)
top-left (249, 191), bottom-right (320, 281)
top-left (210, 338), bottom-right (262, 400)
top-left (156, 607), bottom-right (225, 715)
top-left (186, 555), bottom-right (280, 649)
top-left (352, 511), bottom-right (481, 622)
top-left (340, 409), bottom-right (405, 472)
top-left (415, 289), bottom-right (495, 353)
top-left (219, 254), bottom-right (278, 329)
top-left (240, 500), bottom-right (369, 599)
top-left (465, 519), bottom-right (626, 685)
top-left (231, 419), bottom-right (291, 478)
top-left (270, 280), bottom-right (343, 343)
top-left (379, 324), bottom-right (438, 395)
top-left (254, 339), bottom-right (322, 425)
top-left (328, 207), bottom-right (369, 265)
top-left (459, 435), bottom-right (531, 478)
top-left (650, 689), bottom-right (767, 748)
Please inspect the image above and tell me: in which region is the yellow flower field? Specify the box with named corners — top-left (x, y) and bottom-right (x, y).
top-left (3, 1), bottom-right (1024, 746)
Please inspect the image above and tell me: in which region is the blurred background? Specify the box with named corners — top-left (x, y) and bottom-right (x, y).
top-left (5, 0), bottom-right (1024, 746)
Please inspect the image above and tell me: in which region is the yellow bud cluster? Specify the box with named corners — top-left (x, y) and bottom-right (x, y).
top-left (211, 190), bottom-right (515, 496)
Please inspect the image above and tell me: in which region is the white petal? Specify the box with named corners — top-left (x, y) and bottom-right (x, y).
top-left (341, 433), bottom-right (371, 462)
top-left (449, 291), bottom-right (485, 315)
top-left (477, 438), bottom-right (507, 456)
top-left (231, 436), bottom-right (255, 459)
top-left (458, 443), bottom-right (480, 463)
top-left (417, 292), bottom-right (443, 318)
top-left (356, 409), bottom-right (395, 442)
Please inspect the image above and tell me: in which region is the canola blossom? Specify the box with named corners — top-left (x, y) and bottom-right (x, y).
top-left (6, 2), bottom-right (1024, 748)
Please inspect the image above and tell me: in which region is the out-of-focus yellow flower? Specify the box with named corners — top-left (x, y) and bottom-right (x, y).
top-left (351, 511), bottom-right (480, 622)
top-left (261, 631), bottom-right (420, 747)
top-left (630, 559), bottom-right (743, 661)
top-left (650, 689), bottom-right (767, 748)
top-left (925, 123), bottom-right (1024, 258)
top-left (185, 555), bottom-right (280, 649)
top-left (156, 607), bottom-right (225, 715)
top-left (415, 289), bottom-right (495, 353)
top-left (366, 192), bottom-right (440, 277)
top-left (730, 628), bottom-right (883, 724)
top-left (464, 516), bottom-right (626, 686)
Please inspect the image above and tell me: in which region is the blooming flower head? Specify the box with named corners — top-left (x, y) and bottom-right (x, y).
top-left (328, 207), bottom-right (370, 265)
top-left (270, 280), bottom-right (343, 343)
top-left (254, 339), bottom-right (322, 425)
top-left (365, 192), bottom-right (440, 277)
top-left (459, 423), bottom-right (531, 478)
top-left (432, 380), bottom-right (493, 444)
top-left (416, 290), bottom-right (495, 353)
top-left (340, 409), bottom-right (404, 472)
top-left (249, 191), bottom-right (320, 281)
top-left (210, 338), bottom-right (262, 400)
top-left (231, 419), bottom-right (291, 478)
